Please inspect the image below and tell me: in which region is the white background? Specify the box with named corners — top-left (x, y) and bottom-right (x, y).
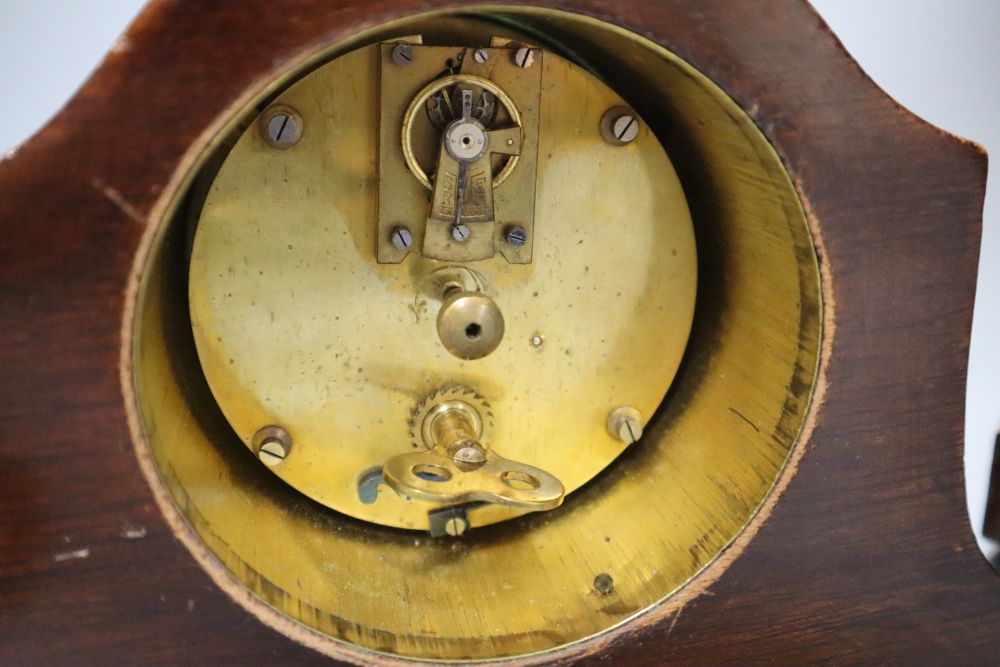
top-left (1, 1), bottom-right (998, 557)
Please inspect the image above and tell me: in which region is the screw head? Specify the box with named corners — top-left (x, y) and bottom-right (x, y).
top-left (600, 106), bottom-right (640, 146)
top-left (504, 224), bottom-right (528, 248)
top-left (606, 407), bottom-right (643, 444)
top-left (391, 43), bottom-right (414, 66)
top-left (514, 47), bottom-right (536, 69)
top-left (390, 225), bottom-right (412, 251)
top-left (258, 439), bottom-right (287, 466)
top-left (252, 425), bottom-right (292, 467)
top-left (473, 48), bottom-right (489, 64)
top-left (444, 516), bottom-right (467, 537)
top-left (260, 107), bottom-right (302, 149)
top-left (612, 115), bottom-right (639, 144)
top-left (447, 439), bottom-right (487, 471)
top-left (452, 224), bottom-right (471, 243)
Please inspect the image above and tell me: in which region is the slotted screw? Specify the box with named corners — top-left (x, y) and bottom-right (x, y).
top-left (261, 108), bottom-right (302, 148)
top-left (612, 114), bottom-right (639, 144)
top-left (390, 226), bottom-right (412, 251)
top-left (514, 47), bottom-right (535, 68)
top-left (504, 225), bottom-right (527, 248)
top-left (391, 43), bottom-right (414, 66)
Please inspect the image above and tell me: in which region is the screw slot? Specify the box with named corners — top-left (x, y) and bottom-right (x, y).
top-left (514, 46), bottom-right (536, 69)
top-left (444, 516), bottom-right (468, 536)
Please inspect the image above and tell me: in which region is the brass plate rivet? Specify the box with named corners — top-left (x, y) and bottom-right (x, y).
top-left (593, 573), bottom-right (615, 595)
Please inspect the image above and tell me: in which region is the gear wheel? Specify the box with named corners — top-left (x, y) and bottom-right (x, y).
top-left (409, 385), bottom-right (494, 451)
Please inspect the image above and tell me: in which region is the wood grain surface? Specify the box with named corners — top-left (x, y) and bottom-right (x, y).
top-left (0, 0), bottom-right (995, 664)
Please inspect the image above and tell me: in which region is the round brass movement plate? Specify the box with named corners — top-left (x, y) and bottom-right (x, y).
top-left (188, 39), bottom-right (697, 529)
top-left (131, 9), bottom-right (822, 663)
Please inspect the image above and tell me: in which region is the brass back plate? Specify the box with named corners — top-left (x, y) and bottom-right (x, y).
top-left (134, 10), bottom-right (822, 663)
top-left (188, 41), bottom-right (697, 530)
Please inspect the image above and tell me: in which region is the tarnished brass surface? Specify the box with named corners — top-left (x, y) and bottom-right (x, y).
top-left (187, 38), bottom-right (696, 530)
top-left (133, 10), bottom-right (822, 663)
top-left (383, 385), bottom-right (565, 508)
top-left (435, 288), bottom-right (505, 359)
top-left (378, 43), bottom-right (542, 264)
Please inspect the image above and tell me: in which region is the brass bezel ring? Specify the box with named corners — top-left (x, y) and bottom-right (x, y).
top-left (401, 73), bottom-right (522, 190)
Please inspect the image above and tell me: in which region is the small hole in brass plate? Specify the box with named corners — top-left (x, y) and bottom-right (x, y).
top-left (413, 464), bottom-right (452, 482)
top-left (464, 322), bottom-right (482, 339)
top-left (501, 470), bottom-right (540, 490)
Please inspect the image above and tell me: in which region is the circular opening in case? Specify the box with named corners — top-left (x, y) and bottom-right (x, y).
top-left (128, 8), bottom-right (822, 663)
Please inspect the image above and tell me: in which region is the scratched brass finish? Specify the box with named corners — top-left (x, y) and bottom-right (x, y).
top-left (187, 39), bottom-right (696, 531)
top-left (131, 10), bottom-right (821, 663)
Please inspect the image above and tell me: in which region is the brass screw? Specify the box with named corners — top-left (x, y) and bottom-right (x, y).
top-left (611, 115), bottom-right (639, 143)
top-left (253, 425), bottom-right (292, 467)
top-left (514, 47), bottom-right (536, 69)
top-left (600, 107), bottom-right (640, 146)
top-left (391, 43), bottom-right (414, 66)
top-left (260, 107), bottom-right (302, 149)
top-left (606, 407), bottom-right (643, 444)
top-left (259, 440), bottom-right (286, 466)
top-left (444, 516), bottom-right (468, 536)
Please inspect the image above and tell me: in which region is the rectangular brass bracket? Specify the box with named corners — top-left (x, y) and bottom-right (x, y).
top-left (376, 42), bottom-right (541, 264)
